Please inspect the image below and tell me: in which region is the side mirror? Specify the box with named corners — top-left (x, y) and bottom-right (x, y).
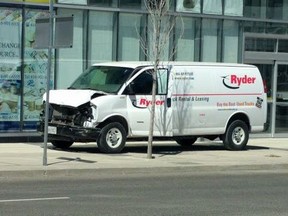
top-left (123, 82), bottom-right (135, 95)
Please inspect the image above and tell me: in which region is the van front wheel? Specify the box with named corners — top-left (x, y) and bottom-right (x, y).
top-left (97, 122), bottom-right (127, 153)
top-left (223, 120), bottom-right (249, 151)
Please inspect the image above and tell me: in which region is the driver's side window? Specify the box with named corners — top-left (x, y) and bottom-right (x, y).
top-left (124, 71), bottom-right (153, 95)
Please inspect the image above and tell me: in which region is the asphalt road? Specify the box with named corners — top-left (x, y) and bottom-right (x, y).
top-left (1, 168), bottom-right (288, 216)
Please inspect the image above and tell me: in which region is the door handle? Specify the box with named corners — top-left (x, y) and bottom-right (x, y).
top-left (167, 98), bottom-right (171, 108)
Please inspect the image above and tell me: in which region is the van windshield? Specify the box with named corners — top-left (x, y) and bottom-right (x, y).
top-left (69, 66), bottom-right (134, 93)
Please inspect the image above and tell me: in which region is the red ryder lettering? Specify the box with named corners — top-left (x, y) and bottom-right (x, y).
top-left (139, 98), bottom-right (164, 106)
top-left (231, 75), bottom-right (256, 86)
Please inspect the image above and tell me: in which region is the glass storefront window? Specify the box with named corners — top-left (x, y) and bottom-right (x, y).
top-left (224, 0), bottom-right (243, 16)
top-left (276, 64), bottom-right (288, 133)
top-left (88, 11), bottom-right (115, 64)
top-left (119, 0), bottom-right (142, 9)
top-left (252, 64), bottom-right (274, 134)
top-left (266, 23), bottom-right (288, 35)
top-left (57, 0), bottom-right (87, 5)
top-left (283, 0), bottom-right (288, 20)
top-left (203, 0), bottom-right (222, 15)
top-left (266, 103), bottom-right (273, 133)
top-left (222, 20), bottom-right (239, 63)
top-left (245, 38), bottom-right (276, 52)
top-left (0, 8), bottom-right (22, 132)
top-left (244, 21), bottom-right (266, 34)
top-left (244, 21), bottom-right (288, 35)
top-left (276, 65), bottom-right (288, 101)
top-left (266, 0), bottom-right (283, 20)
top-left (278, 40), bottom-right (288, 53)
top-left (255, 64), bottom-right (273, 99)
top-left (175, 17), bottom-right (200, 61)
top-left (118, 13), bottom-right (145, 61)
top-left (201, 18), bottom-right (221, 62)
top-left (244, 0), bottom-right (288, 21)
top-left (176, 0), bottom-right (201, 13)
top-left (244, 0), bottom-right (265, 19)
top-left (56, 9), bottom-right (84, 89)
top-left (88, 0), bottom-right (117, 7)
top-left (147, 15), bottom-right (171, 61)
top-left (23, 9), bottom-right (50, 131)
top-left (275, 104), bottom-right (288, 133)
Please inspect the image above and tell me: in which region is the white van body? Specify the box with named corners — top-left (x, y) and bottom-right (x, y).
top-left (41, 62), bottom-right (267, 153)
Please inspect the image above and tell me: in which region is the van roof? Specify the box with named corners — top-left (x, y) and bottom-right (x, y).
top-left (92, 61), bottom-right (256, 69)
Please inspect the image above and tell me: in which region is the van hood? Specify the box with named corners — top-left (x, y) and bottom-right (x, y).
top-left (43, 89), bottom-right (102, 107)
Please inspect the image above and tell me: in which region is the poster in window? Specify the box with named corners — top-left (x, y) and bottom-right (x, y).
top-left (24, 10), bottom-right (51, 122)
top-left (0, 9), bottom-right (21, 122)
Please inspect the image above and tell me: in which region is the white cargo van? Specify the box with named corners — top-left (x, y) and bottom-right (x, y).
top-left (40, 62), bottom-right (267, 153)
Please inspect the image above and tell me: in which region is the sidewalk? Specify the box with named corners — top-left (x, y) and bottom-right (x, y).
top-left (0, 138), bottom-right (288, 177)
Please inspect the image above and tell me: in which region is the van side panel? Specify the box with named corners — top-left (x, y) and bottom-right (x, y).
top-left (171, 66), bottom-right (219, 135)
top-left (171, 65), bottom-right (266, 136)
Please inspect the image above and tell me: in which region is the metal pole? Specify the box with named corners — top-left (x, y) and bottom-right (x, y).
top-left (43, 0), bottom-right (54, 166)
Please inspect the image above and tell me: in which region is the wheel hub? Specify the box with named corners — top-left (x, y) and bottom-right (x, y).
top-left (109, 132), bottom-right (118, 144)
top-left (232, 127), bottom-right (244, 144)
top-left (106, 128), bottom-right (122, 147)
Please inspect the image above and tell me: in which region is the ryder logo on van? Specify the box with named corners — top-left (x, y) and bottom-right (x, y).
top-left (222, 75), bottom-right (256, 89)
top-left (132, 98), bottom-right (165, 108)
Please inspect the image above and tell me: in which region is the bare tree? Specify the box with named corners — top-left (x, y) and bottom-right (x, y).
top-left (142, 0), bottom-right (181, 159)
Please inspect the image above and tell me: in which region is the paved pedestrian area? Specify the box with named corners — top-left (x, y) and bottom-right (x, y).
top-left (0, 138), bottom-right (288, 176)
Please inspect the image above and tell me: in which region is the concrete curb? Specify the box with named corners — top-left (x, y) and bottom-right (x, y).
top-left (1, 164), bottom-right (288, 178)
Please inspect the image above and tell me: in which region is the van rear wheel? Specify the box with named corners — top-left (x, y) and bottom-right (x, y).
top-left (174, 137), bottom-right (197, 147)
top-left (223, 120), bottom-right (249, 151)
top-left (97, 122), bottom-right (126, 153)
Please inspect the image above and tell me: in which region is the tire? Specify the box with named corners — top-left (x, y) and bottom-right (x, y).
top-left (174, 137), bottom-right (197, 147)
top-left (97, 122), bottom-right (127, 153)
top-left (51, 140), bottom-right (73, 149)
top-left (223, 120), bottom-right (249, 151)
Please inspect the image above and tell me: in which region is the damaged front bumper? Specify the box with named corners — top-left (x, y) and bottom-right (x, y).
top-left (38, 122), bottom-right (101, 142)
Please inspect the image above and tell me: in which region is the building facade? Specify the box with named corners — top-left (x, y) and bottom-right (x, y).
top-left (1, 0), bottom-right (288, 139)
